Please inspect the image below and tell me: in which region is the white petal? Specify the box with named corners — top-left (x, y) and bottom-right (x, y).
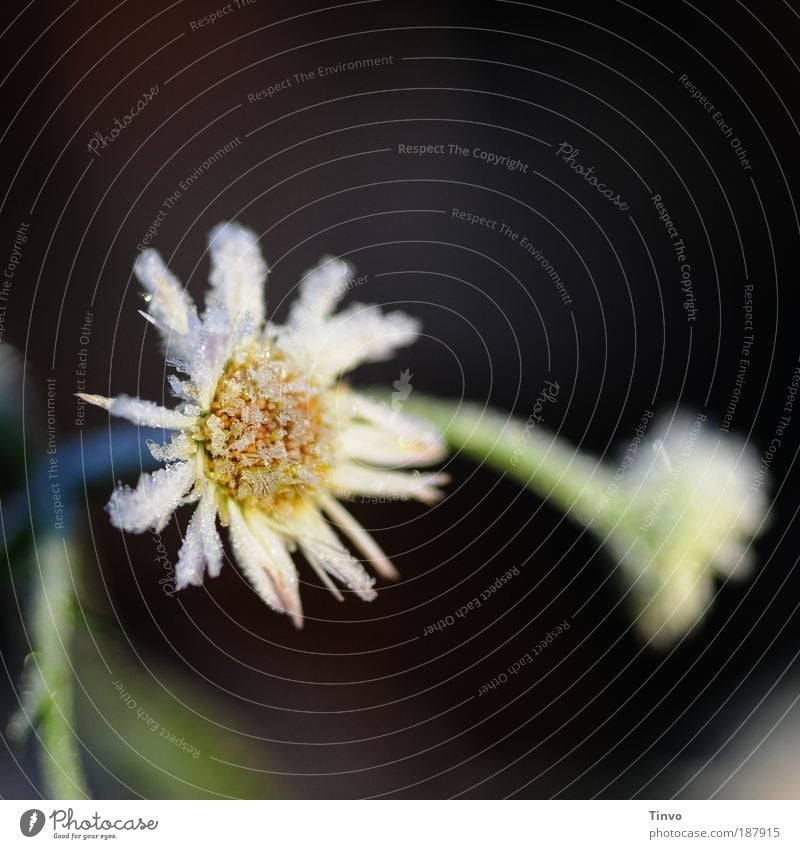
top-left (107, 461), bottom-right (196, 534)
top-left (147, 431), bottom-right (195, 463)
top-left (340, 395), bottom-right (446, 467)
top-left (246, 511), bottom-right (303, 627)
top-left (279, 304), bottom-right (420, 381)
top-left (199, 495), bottom-right (225, 579)
top-left (208, 222), bottom-right (267, 332)
top-left (330, 464), bottom-right (448, 506)
top-left (287, 256), bottom-right (352, 329)
top-left (227, 502), bottom-right (302, 625)
top-left (306, 560), bottom-right (344, 601)
top-left (319, 494), bottom-right (399, 580)
top-left (175, 492), bottom-right (224, 589)
top-left (350, 395), bottom-right (445, 458)
top-left (286, 505), bottom-right (377, 602)
top-left (189, 301), bottom-right (237, 409)
top-left (77, 393), bottom-right (196, 431)
top-left (134, 249), bottom-right (193, 338)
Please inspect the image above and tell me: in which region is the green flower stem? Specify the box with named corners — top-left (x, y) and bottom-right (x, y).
top-left (7, 426), bottom-right (156, 799)
top-left (401, 395), bottom-right (618, 531)
top-left (26, 535), bottom-right (89, 799)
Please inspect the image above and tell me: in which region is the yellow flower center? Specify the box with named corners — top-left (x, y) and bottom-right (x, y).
top-left (199, 352), bottom-right (330, 509)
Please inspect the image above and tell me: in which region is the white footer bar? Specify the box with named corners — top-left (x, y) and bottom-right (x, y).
top-left (1, 800), bottom-right (796, 847)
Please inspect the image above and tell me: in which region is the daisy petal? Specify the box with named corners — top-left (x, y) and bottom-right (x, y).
top-left (175, 491), bottom-right (224, 589)
top-left (287, 506), bottom-right (377, 601)
top-left (319, 494), bottom-right (399, 580)
top-left (77, 393), bottom-right (197, 430)
top-left (134, 249), bottom-right (192, 338)
top-left (189, 301), bottom-right (237, 408)
top-left (330, 464), bottom-right (449, 506)
top-left (147, 432), bottom-right (195, 463)
top-left (227, 502), bottom-right (301, 624)
top-left (287, 256), bottom-right (352, 329)
top-left (340, 417), bottom-right (446, 468)
top-left (306, 560), bottom-right (344, 602)
top-left (280, 304), bottom-right (420, 381)
top-left (175, 514), bottom-right (204, 590)
top-left (107, 461), bottom-right (196, 534)
top-left (198, 494), bottom-right (225, 579)
top-left (246, 511), bottom-right (303, 627)
top-left (347, 393), bottom-right (447, 465)
top-left (208, 221), bottom-right (267, 332)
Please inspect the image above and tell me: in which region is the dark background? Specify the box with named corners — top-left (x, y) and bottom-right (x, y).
top-left (1, 0), bottom-right (800, 799)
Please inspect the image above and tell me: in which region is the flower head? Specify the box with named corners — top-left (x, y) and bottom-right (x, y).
top-left (80, 222), bottom-right (447, 626)
top-left (603, 411), bottom-right (768, 646)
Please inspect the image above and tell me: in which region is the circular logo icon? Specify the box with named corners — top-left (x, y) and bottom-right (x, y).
top-left (19, 809), bottom-right (45, 837)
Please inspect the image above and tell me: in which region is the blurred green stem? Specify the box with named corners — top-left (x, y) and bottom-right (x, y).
top-left (8, 425), bottom-right (152, 799)
top-left (19, 535), bottom-right (89, 798)
top-left (401, 395), bottom-right (616, 530)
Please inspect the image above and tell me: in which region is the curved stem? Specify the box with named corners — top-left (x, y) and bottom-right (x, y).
top-left (401, 395), bottom-right (617, 531)
top-left (13, 535), bottom-right (89, 798)
top-left (8, 426), bottom-right (155, 799)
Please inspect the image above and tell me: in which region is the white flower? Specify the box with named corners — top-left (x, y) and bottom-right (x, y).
top-left (80, 222), bottom-right (447, 626)
top-left (603, 412), bottom-right (768, 646)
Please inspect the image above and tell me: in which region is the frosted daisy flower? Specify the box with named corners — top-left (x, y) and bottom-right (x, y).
top-left (605, 412), bottom-right (768, 646)
top-left (80, 222), bottom-right (447, 626)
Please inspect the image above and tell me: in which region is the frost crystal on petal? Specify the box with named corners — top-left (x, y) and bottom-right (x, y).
top-left (147, 431), bottom-right (194, 463)
top-left (287, 256), bottom-right (352, 329)
top-left (341, 393), bottom-right (447, 467)
top-left (227, 502), bottom-right (300, 620)
top-left (208, 222), bottom-right (267, 333)
top-left (78, 393), bottom-right (196, 431)
top-left (107, 461), bottom-right (196, 534)
top-left (288, 505), bottom-right (377, 602)
top-left (330, 464), bottom-right (448, 505)
top-left (134, 249), bottom-right (193, 343)
top-left (278, 303), bottom-right (421, 382)
top-left (175, 492), bottom-right (223, 589)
